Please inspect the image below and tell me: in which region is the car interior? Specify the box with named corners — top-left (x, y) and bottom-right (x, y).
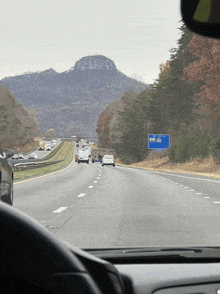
top-left (2, 0), bottom-right (220, 293)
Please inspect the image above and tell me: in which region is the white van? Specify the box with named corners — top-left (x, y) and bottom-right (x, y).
top-left (77, 149), bottom-right (89, 164)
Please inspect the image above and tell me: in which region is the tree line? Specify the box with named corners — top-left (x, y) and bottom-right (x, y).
top-left (0, 86), bottom-right (39, 152)
top-left (96, 24), bottom-right (220, 164)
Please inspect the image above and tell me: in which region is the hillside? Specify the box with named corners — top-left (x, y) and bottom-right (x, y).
top-left (0, 55), bottom-right (148, 137)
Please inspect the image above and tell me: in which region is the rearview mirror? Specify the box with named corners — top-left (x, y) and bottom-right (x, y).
top-left (181, 0), bottom-right (220, 38)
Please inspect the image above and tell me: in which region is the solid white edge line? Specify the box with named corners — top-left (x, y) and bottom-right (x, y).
top-left (151, 171), bottom-right (220, 183)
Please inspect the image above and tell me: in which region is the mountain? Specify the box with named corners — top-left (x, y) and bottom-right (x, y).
top-left (0, 55), bottom-right (148, 137)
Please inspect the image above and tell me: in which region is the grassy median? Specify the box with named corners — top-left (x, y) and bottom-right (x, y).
top-left (14, 142), bottom-right (74, 181)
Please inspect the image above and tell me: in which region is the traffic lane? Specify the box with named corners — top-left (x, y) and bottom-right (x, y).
top-left (51, 165), bottom-right (220, 248)
top-left (76, 144), bottom-right (91, 153)
top-left (8, 141), bottom-right (60, 164)
top-left (148, 170), bottom-right (220, 203)
top-left (29, 140), bottom-right (59, 160)
top-left (9, 154), bottom-right (44, 165)
top-left (13, 160), bottom-right (101, 224)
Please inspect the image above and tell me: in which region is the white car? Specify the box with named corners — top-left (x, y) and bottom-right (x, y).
top-left (102, 155), bottom-right (115, 167)
top-left (28, 153), bottom-right (37, 159)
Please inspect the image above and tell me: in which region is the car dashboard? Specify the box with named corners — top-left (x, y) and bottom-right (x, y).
top-left (2, 201), bottom-right (220, 294)
top-left (115, 263), bottom-right (220, 294)
top-left (66, 244), bottom-right (220, 294)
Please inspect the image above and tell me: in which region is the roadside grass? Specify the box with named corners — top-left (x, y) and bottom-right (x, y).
top-left (48, 142), bottom-right (71, 161)
top-left (91, 144), bottom-right (99, 150)
top-left (14, 142), bottom-right (74, 181)
top-left (115, 153), bottom-right (220, 179)
top-left (42, 142), bottom-right (64, 161)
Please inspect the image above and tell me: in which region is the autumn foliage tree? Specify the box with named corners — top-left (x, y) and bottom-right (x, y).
top-left (96, 24), bottom-right (220, 164)
top-left (0, 86), bottom-right (39, 151)
top-left (96, 90), bottom-right (139, 148)
top-left (184, 35), bottom-right (220, 123)
top-left (96, 107), bottom-right (113, 148)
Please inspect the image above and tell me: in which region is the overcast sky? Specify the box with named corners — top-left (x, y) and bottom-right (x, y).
top-left (1, 0), bottom-right (182, 84)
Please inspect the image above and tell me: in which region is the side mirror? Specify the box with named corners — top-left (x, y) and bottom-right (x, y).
top-left (181, 0), bottom-right (220, 38)
top-left (5, 149), bottom-right (14, 159)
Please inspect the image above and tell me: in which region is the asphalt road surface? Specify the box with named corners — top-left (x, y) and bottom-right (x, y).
top-left (13, 159), bottom-right (220, 249)
top-left (9, 141), bottom-right (60, 164)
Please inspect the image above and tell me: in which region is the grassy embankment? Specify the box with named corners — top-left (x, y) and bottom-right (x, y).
top-left (91, 144), bottom-right (99, 150)
top-left (116, 152), bottom-right (220, 179)
top-left (14, 142), bottom-right (74, 180)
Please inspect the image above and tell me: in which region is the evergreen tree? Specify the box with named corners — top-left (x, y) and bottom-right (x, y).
top-left (113, 90), bottom-right (150, 163)
top-left (149, 24), bottom-right (202, 137)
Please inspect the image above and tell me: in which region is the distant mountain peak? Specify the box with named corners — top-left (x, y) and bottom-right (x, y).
top-left (0, 54), bottom-right (148, 137)
top-left (41, 68), bottom-right (57, 75)
top-left (72, 55), bottom-right (117, 71)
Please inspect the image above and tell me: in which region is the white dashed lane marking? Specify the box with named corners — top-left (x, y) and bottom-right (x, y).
top-left (196, 193), bottom-right (202, 195)
top-left (94, 181), bottom-right (97, 183)
top-left (78, 193), bottom-right (85, 197)
top-left (88, 186), bottom-right (93, 189)
top-left (214, 202), bottom-right (220, 204)
top-left (53, 207), bottom-right (68, 213)
top-left (204, 197), bottom-right (210, 199)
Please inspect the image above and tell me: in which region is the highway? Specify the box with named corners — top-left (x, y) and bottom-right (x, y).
top-left (13, 156), bottom-right (220, 249)
top-left (9, 140), bottom-right (60, 164)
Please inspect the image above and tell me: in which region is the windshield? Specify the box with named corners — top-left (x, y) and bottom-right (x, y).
top-left (2, 0), bottom-right (220, 250)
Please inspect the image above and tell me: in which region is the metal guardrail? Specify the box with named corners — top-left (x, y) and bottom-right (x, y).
top-left (13, 142), bottom-right (73, 172)
top-left (13, 160), bottom-right (63, 171)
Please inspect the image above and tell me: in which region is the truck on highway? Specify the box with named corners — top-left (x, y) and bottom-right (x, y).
top-left (77, 149), bottom-right (90, 164)
top-left (50, 140), bottom-right (57, 148)
top-left (38, 141), bottom-right (45, 151)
